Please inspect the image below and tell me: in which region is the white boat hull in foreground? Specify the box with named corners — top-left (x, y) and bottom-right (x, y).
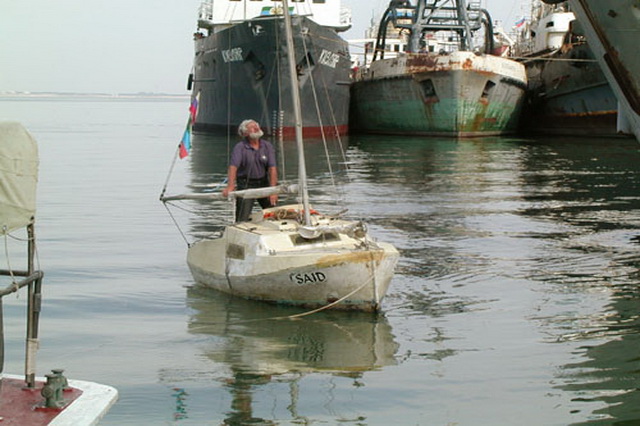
top-left (187, 205), bottom-right (399, 312)
top-left (0, 374), bottom-right (118, 426)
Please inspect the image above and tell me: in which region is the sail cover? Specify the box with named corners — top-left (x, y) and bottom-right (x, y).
top-left (0, 122), bottom-right (39, 234)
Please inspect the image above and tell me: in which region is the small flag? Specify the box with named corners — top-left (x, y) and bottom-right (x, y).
top-left (514, 17), bottom-right (526, 28)
top-left (189, 95), bottom-right (199, 123)
top-left (178, 120), bottom-right (192, 159)
top-left (261, 6), bottom-right (294, 16)
top-left (178, 92), bottom-right (199, 159)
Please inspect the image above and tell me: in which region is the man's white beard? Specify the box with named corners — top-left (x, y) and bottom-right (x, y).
top-left (249, 130), bottom-right (264, 140)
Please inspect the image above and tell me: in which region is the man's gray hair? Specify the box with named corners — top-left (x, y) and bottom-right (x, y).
top-left (238, 119), bottom-right (259, 137)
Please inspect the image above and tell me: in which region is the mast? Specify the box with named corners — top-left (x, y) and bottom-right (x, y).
top-left (282, 0), bottom-right (312, 226)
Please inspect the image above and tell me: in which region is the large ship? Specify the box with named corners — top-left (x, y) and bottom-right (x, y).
top-left (516, 1), bottom-right (627, 137)
top-left (557, 0), bottom-right (640, 142)
top-left (189, 0), bottom-right (352, 138)
top-left (349, 0), bottom-right (527, 137)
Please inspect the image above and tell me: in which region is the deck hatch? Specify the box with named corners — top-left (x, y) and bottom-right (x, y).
top-left (290, 232), bottom-right (340, 246)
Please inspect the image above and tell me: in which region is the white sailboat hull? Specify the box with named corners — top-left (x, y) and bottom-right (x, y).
top-left (186, 208), bottom-right (399, 311)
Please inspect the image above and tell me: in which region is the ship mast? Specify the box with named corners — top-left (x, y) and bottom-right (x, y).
top-left (282, 0), bottom-right (312, 226)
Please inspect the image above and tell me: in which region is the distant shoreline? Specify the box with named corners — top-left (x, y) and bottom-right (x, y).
top-left (0, 92), bottom-right (190, 100)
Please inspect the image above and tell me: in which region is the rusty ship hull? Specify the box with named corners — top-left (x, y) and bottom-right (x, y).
top-left (350, 51), bottom-right (527, 137)
top-left (563, 0), bottom-right (640, 142)
top-left (523, 40), bottom-right (621, 137)
top-left (517, 2), bottom-right (627, 137)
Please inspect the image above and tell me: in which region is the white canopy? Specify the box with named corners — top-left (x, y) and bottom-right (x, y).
top-left (0, 122), bottom-right (39, 234)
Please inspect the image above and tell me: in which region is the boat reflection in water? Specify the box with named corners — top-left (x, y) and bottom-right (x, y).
top-left (555, 284), bottom-right (640, 424)
top-left (185, 287), bottom-right (399, 423)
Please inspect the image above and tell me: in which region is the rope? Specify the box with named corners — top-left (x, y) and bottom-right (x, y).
top-left (2, 228), bottom-right (19, 291)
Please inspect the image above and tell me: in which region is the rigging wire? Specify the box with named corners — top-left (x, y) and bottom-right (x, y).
top-left (297, 18), bottom-right (351, 212)
top-left (275, 17), bottom-right (287, 181)
top-left (226, 30), bottom-right (233, 158)
top-left (160, 143), bottom-right (182, 199)
top-left (163, 202), bottom-right (192, 247)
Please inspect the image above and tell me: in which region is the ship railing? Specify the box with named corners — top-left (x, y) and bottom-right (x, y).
top-left (340, 6), bottom-right (352, 28)
top-left (0, 223), bottom-right (43, 389)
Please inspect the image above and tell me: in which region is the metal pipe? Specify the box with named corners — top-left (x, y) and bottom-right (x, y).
top-left (1, 299), bottom-right (4, 375)
top-left (25, 223), bottom-right (39, 388)
top-left (0, 271), bottom-right (44, 297)
top-left (281, 0), bottom-right (312, 226)
top-left (160, 183), bottom-right (299, 202)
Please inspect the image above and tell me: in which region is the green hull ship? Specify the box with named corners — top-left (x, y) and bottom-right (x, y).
top-left (350, 0), bottom-right (527, 137)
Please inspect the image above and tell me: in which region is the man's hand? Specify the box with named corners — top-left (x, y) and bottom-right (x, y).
top-left (222, 185), bottom-right (234, 197)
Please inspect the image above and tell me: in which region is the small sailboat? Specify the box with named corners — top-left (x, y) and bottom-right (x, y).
top-left (162, 0), bottom-right (399, 312)
top-left (1, 121), bottom-right (118, 424)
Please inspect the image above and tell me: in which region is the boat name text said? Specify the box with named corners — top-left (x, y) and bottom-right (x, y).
top-left (319, 50), bottom-right (340, 68)
top-left (222, 47), bottom-right (243, 62)
top-left (290, 271), bottom-right (327, 285)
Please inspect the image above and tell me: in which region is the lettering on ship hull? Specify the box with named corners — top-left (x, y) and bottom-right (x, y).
top-left (290, 271), bottom-right (327, 285)
top-left (222, 47), bottom-right (243, 62)
top-left (319, 49), bottom-right (340, 68)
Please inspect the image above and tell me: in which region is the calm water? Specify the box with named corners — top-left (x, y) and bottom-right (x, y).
top-left (1, 98), bottom-right (639, 425)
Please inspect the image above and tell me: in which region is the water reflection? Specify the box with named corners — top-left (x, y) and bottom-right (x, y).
top-left (185, 287), bottom-right (398, 423)
top-left (559, 290), bottom-right (640, 424)
top-left (347, 134), bottom-right (640, 422)
top-left (517, 137), bottom-right (640, 232)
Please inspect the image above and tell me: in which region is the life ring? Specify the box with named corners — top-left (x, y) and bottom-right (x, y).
top-left (264, 208), bottom-right (319, 220)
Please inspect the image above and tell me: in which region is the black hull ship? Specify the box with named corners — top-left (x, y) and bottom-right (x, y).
top-left (190, 1), bottom-right (352, 138)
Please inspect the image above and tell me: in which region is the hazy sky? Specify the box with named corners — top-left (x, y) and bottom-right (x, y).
top-left (0, 0), bottom-right (524, 94)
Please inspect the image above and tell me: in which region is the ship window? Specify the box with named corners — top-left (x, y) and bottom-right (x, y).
top-left (245, 52), bottom-right (266, 80)
top-left (420, 79), bottom-right (439, 102)
top-left (313, 0), bottom-right (326, 2)
top-left (297, 52), bottom-right (315, 75)
top-left (290, 233), bottom-right (340, 245)
top-left (481, 80), bottom-right (496, 98)
top-left (546, 21), bottom-right (554, 28)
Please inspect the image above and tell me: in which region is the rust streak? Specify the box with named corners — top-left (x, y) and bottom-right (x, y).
top-left (315, 250), bottom-right (384, 268)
